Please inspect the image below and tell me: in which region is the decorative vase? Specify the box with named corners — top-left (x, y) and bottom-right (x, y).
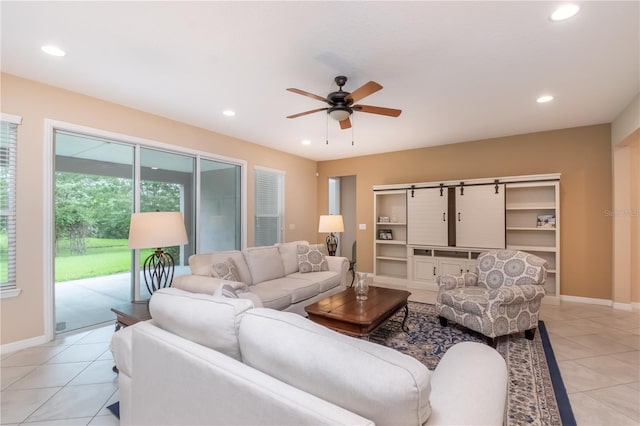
top-left (355, 272), bottom-right (369, 301)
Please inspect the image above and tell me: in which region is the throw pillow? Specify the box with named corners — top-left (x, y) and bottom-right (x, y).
top-left (214, 282), bottom-right (240, 299)
top-left (212, 258), bottom-right (241, 282)
top-left (297, 244), bottom-right (329, 273)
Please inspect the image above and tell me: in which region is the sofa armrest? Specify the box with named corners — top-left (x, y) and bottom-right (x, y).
top-left (437, 272), bottom-right (478, 290)
top-left (488, 284), bottom-right (546, 304)
top-left (427, 342), bottom-right (507, 425)
top-left (172, 274), bottom-right (221, 294)
top-left (326, 255), bottom-right (349, 286)
top-left (172, 274), bottom-right (249, 295)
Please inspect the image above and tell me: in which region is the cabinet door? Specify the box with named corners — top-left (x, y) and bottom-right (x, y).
top-left (439, 259), bottom-right (467, 276)
top-left (413, 257), bottom-right (438, 283)
top-left (407, 187), bottom-right (448, 246)
top-left (456, 184), bottom-right (505, 248)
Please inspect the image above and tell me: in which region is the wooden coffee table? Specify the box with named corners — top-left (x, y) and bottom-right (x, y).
top-left (305, 286), bottom-right (411, 338)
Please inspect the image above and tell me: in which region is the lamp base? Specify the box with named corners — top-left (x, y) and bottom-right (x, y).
top-left (142, 248), bottom-right (175, 295)
top-left (326, 233), bottom-right (338, 256)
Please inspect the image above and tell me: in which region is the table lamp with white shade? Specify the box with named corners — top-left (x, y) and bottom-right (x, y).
top-left (318, 214), bottom-right (344, 256)
top-left (128, 211), bottom-right (188, 295)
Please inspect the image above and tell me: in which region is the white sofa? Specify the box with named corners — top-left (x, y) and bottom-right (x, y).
top-left (111, 288), bottom-right (508, 426)
top-left (172, 241), bottom-right (349, 315)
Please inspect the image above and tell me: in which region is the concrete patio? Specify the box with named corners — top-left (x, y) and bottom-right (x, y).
top-left (54, 266), bottom-right (190, 334)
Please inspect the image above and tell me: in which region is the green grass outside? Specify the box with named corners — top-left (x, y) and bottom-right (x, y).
top-left (55, 238), bottom-right (153, 282)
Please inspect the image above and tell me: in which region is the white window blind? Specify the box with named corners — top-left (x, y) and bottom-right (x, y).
top-left (254, 167), bottom-right (284, 247)
top-left (1, 113), bottom-right (21, 293)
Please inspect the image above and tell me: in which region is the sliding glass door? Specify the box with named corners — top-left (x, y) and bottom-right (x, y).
top-left (54, 132), bottom-right (134, 333)
top-left (53, 130), bottom-right (243, 333)
top-left (199, 159), bottom-right (241, 252)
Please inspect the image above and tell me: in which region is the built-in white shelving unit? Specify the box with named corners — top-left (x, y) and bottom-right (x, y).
top-left (373, 174), bottom-right (561, 303)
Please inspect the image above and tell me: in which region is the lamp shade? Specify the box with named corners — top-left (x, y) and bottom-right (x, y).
top-left (318, 215), bottom-right (344, 233)
top-left (128, 212), bottom-right (188, 249)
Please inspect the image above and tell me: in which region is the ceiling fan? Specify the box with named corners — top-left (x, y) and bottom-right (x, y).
top-left (286, 76), bottom-right (402, 130)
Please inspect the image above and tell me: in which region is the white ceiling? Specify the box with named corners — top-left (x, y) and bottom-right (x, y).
top-left (2, 1), bottom-right (638, 161)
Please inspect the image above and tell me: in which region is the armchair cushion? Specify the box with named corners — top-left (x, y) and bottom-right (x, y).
top-left (437, 272), bottom-right (478, 290)
top-left (477, 249), bottom-right (546, 288)
top-left (488, 284), bottom-right (546, 304)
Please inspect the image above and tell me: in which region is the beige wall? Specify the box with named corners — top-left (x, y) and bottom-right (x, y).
top-left (611, 92), bottom-right (640, 307)
top-left (0, 73), bottom-right (318, 345)
top-left (318, 124), bottom-right (613, 300)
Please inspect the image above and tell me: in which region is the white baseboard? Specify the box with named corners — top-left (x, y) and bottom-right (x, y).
top-left (1, 334), bottom-right (49, 356)
top-left (560, 295), bottom-right (640, 311)
top-left (560, 295), bottom-right (612, 306)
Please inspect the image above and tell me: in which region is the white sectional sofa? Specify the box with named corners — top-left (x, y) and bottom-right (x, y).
top-left (172, 241), bottom-right (349, 315)
top-left (111, 288), bottom-right (508, 426)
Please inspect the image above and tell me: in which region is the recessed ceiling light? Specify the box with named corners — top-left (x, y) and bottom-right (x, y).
top-left (537, 95), bottom-right (554, 103)
top-left (550, 4), bottom-right (580, 21)
top-left (301, 139), bottom-right (311, 145)
top-left (222, 110), bottom-right (236, 117)
top-left (41, 45), bottom-right (66, 57)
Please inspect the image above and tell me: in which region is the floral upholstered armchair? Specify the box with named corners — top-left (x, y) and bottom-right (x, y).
top-left (436, 249), bottom-right (548, 346)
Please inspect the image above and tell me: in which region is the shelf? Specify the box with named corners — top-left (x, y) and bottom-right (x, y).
top-left (376, 222), bottom-right (407, 226)
top-left (507, 245), bottom-right (557, 253)
top-left (376, 256), bottom-right (407, 262)
top-left (376, 272), bottom-right (407, 279)
top-left (505, 204), bottom-right (556, 211)
top-left (376, 240), bottom-right (407, 245)
top-left (506, 227), bottom-right (556, 231)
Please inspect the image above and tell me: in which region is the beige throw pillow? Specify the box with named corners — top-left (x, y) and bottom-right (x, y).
top-left (212, 258), bottom-right (241, 282)
top-left (297, 244), bottom-right (329, 273)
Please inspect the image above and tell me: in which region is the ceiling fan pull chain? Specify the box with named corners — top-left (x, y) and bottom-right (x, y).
top-left (326, 113), bottom-right (329, 145)
top-left (352, 115), bottom-right (355, 146)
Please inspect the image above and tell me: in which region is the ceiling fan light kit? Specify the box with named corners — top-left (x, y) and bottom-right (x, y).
top-left (286, 75), bottom-right (402, 131)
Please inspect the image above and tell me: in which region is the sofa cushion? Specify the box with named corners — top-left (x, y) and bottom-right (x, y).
top-left (243, 246), bottom-right (286, 285)
top-left (239, 308), bottom-right (432, 426)
top-left (247, 284), bottom-right (292, 310)
top-left (255, 277), bottom-right (320, 304)
top-left (287, 270), bottom-right (342, 293)
top-left (297, 244), bottom-right (329, 273)
top-left (148, 288), bottom-right (253, 361)
top-left (212, 258), bottom-right (241, 282)
top-left (277, 240), bottom-right (308, 275)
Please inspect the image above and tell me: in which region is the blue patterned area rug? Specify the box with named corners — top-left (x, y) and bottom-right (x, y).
top-left (370, 301), bottom-right (576, 426)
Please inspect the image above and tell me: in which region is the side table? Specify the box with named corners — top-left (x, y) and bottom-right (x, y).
top-left (111, 302), bottom-right (151, 331)
top-left (110, 302), bottom-right (151, 373)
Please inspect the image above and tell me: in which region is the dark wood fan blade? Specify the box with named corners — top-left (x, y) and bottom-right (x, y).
top-left (286, 88), bottom-right (327, 103)
top-left (339, 117), bottom-right (352, 130)
top-left (353, 104), bottom-right (402, 117)
top-left (286, 108), bottom-right (328, 119)
top-left (345, 81), bottom-right (383, 103)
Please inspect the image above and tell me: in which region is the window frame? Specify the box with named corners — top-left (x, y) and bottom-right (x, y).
top-left (0, 113), bottom-right (22, 298)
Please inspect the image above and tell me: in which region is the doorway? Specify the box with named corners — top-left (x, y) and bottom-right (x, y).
top-left (328, 175), bottom-right (356, 262)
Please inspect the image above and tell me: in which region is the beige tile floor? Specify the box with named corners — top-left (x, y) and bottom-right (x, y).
top-left (2, 292), bottom-right (639, 425)
top-left (1, 325), bottom-right (119, 425)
